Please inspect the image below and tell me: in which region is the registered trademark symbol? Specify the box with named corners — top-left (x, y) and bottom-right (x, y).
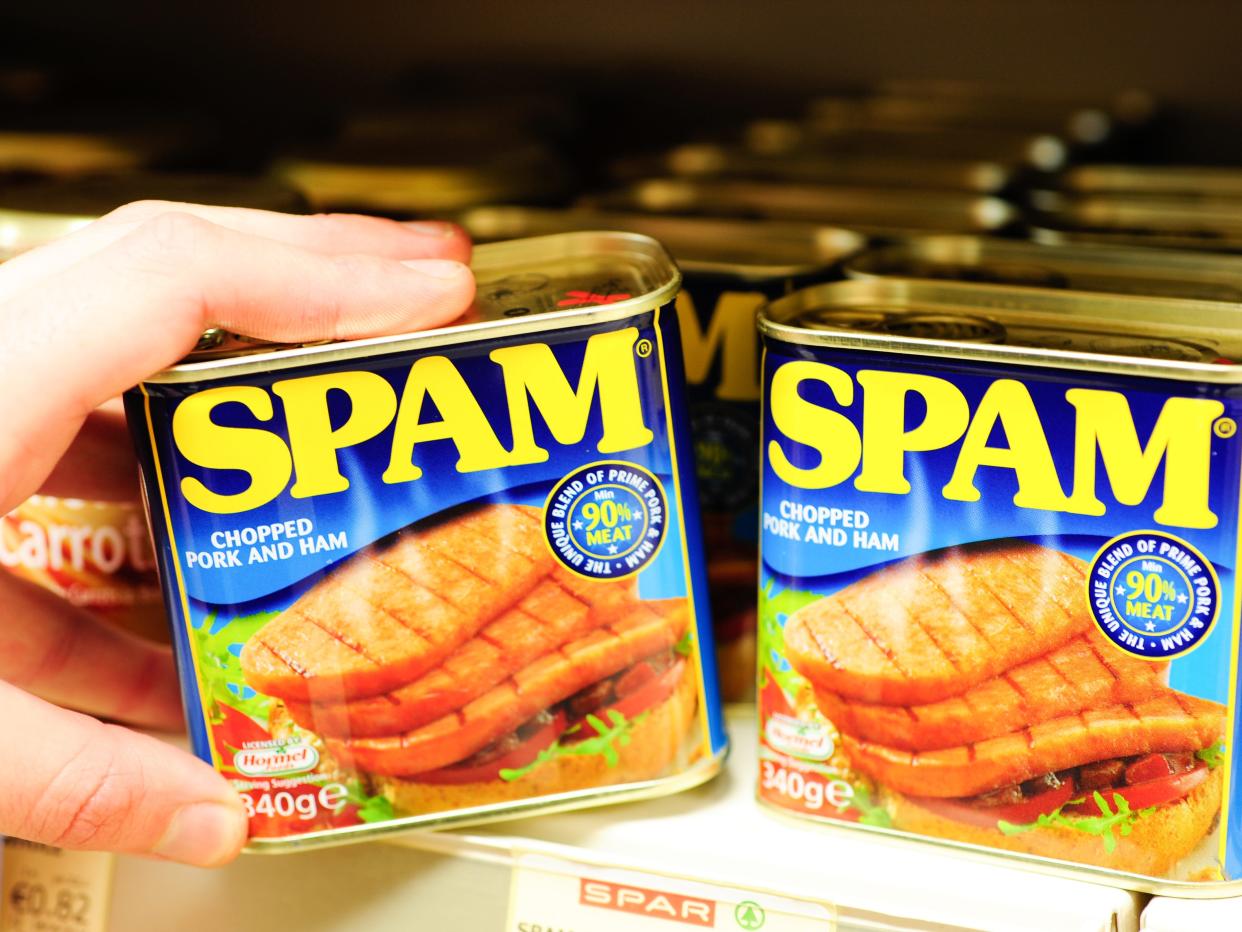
top-left (635, 338), bottom-right (653, 357)
top-left (1215, 417), bottom-right (1237, 438)
top-left (734, 900), bottom-right (766, 930)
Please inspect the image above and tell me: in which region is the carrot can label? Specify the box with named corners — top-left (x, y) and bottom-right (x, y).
top-left (126, 234), bottom-right (726, 850)
top-left (1, 496), bottom-right (165, 641)
top-left (759, 334), bottom-right (1240, 890)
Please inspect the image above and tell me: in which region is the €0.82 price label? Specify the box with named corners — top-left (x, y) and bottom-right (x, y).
top-left (507, 853), bottom-right (836, 932)
top-left (1, 840), bottom-right (113, 932)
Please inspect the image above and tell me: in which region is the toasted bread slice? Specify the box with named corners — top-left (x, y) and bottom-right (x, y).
top-left (884, 766), bottom-right (1222, 878)
top-left (842, 691), bottom-right (1225, 797)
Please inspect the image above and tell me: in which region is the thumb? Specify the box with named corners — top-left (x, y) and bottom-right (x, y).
top-left (0, 683), bottom-right (247, 866)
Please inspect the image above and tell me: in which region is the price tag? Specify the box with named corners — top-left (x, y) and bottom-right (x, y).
top-left (1, 839), bottom-right (113, 932)
top-left (507, 853), bottom-right (836, 932)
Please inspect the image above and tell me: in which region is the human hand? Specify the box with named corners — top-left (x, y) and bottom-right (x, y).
top-left (0, 202), bottom-right (474, 866)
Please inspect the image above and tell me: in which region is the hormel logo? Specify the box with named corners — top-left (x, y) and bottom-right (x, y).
top-left (234, 742), bottom-right (319, 777)
top-left (579, 878), bottom-right (715, 926)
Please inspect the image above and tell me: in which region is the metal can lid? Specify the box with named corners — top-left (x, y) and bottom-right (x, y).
top-left (760, 277), bottom-right (1242, 379)
top-left (844, 234), bottom-right (1242, 303)
top-left (166, 231), bottom-right (680, 379)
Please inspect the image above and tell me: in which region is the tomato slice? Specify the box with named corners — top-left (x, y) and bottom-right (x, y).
top-left (604, 659), bottom-right (685, 722)
top-left (416, 711), bottom-right (568, 785)
top-left (912, 780), bottom-right (1077, 830)
top-left (760, 676), bottom-right (796, 720)
top-left (1067, 763), bottom-right (1210, 816)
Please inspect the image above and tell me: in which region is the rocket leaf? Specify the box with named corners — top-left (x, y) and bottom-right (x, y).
top-left (342, 780), bottom-right (396, 823)
top-left (998, 791), bottom-right (1157, 854)
top-left (192, 609), bottom-right (280, 726)
top-left (1197, 742), bottom-right (1227, 769)
top-left (499, 709), bottom-right (649, 782)
top-left (758, 581), bottom-right (821, 701)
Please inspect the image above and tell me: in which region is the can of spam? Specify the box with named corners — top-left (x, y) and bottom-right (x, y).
top-left (845, 234), bottom-right (1242, 303)
top-left (461, 207), bottom-right (865, 700)
top-left (126, 231), bottom-right (726, 850)
top-left (757, 276), bottom-right (1242, 894)
top-left (581, 178), bottom-right (1017, 238)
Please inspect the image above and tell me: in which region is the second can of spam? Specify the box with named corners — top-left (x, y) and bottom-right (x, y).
top-left (757, 278), bottom-right (1242, 894)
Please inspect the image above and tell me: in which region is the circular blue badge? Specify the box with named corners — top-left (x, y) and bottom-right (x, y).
top-left (1087, 531), bottom-right (1220, 660)
top-left (544, 461), bottom-right (667, 579)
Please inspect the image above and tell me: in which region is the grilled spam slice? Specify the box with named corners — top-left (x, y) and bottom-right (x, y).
top-left (329, 599), bottom-right (691, 776)
top-left (815, 632), bottom-right (1170, 751)
top-left (240, 504), bottom-right (550, 702)
top-left (285, 570), bottom-right (637, 737)
top-left (840, 691), bottom-right (1225, 798)
top-left (784, 542), bottom-right (1089, 706)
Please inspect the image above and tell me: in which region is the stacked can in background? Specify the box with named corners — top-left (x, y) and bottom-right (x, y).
top-left (756, 276), bottom-right (1242, 893)
top-left (461, 208), bottom-right (864, 699)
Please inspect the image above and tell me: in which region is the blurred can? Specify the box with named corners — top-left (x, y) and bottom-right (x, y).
top-left (745, 120), bottom-right (1070, 173)
top-left (271, 136), bottom-right (569, 218)
top-left (844, 233), bottom-right (1242, 303)
top-left (611, 142), bottom-right (1015, 194)
top-left (461, 207), bottom-right (865, 699)
top-left (1030, 189), bottom-right (1242, 254)
top-left (581, 177), bottom-right (1017, 237)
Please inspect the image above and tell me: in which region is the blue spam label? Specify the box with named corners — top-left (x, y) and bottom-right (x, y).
top-left (757, 336), bottom-right (1242, 888)
top-left (127, 304), bottom-right (724, 845)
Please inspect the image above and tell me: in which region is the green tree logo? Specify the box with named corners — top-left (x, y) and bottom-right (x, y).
top-left (734, 900), bottom-right (766, 930)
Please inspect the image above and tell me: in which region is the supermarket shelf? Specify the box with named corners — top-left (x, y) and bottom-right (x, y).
top-left (107, 707), bottom-right (1143, 932)
top-left (1141, 893), bottom-right (1242, 930)
top-left (388, 706), bottom-right (1141, 932)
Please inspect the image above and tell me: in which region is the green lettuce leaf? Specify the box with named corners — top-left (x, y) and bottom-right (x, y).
top-left (499, 709), bottom-right (648, 782)
top-left (1197, 742), bottom-right (1227, 769)
top-left (192, 609), bottom-right (280, 725)
top-left (998, 792), bottom-right (1157, 854)
top-left (757, 581), bottom-right (822, 699)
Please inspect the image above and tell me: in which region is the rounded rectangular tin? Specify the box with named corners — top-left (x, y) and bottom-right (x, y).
top-left (755, 276), bottom-right (1242, 895)
top-left (580, 178), bottom-right (1017, 237)
top-left (844, 234), bottom-right (1242, 303)
top-left (126, 231), bottom-right (726, 851)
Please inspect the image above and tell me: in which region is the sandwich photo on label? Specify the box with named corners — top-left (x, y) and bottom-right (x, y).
top-left (240, 503), bottom-right (701, 814)
top-left (783, 539), bottom-right (1227, 877)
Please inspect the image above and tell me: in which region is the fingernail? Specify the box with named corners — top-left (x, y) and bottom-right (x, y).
top-left (402, 258), bottom-right (468, 280)
top-left (154, 801), bottom-right (247, 867)
top-left (401, 220), bottom-right (461, 237)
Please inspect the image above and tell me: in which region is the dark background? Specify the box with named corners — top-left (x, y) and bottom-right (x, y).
top-left (3, 1), bottom-right (1241, 160)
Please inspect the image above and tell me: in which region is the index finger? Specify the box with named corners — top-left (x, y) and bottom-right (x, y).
top-left (0, 203), bottom-right (471, 303)
top-left (0, 211), bottom-right (474, 511)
